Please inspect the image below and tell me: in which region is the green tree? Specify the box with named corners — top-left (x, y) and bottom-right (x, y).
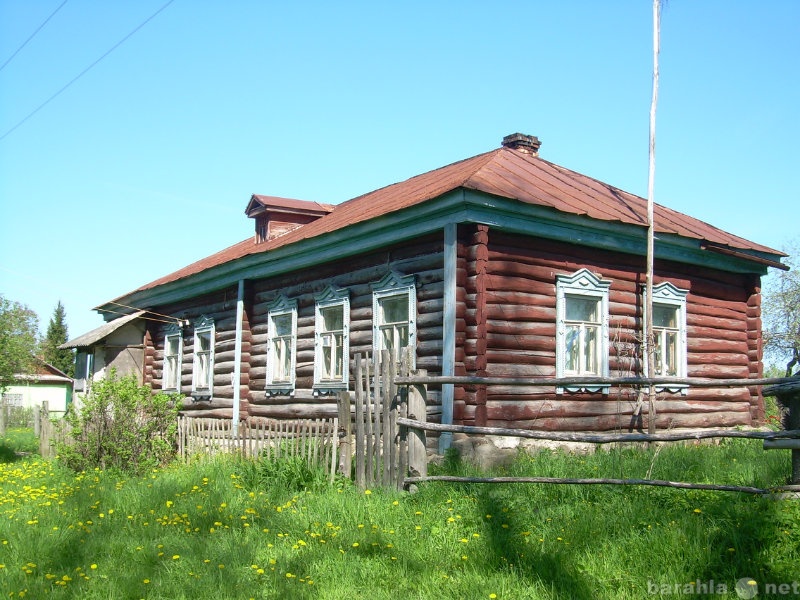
top-left (763, 241), bottom-right (800, 377)
top-left (0, 295), bottom-right (39, 391)
top-left (41, 300), bottom-right (73, 377)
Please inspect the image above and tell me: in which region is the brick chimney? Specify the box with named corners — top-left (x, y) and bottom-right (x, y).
top-left (502, 133), bottom-right (541, 156)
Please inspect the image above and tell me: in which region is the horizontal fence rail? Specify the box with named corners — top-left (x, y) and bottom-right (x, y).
top-left (388, 372), bottom-right (800, 495)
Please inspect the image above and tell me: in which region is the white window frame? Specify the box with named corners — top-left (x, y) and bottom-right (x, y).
top-left (266, 295), bottom-right (297, 395)
top-left (643, 282), bottom-right (689, 394)
top-left (163, 323), bottom-right (183, 393)
top-left (192, 316), bottom-right (215, 398)
top-left (372, 271), bottom-right (416, 367)
top-left (313, 286), bottom-right (350, 394)
top-left (556, 268), bottom-right (611, 394)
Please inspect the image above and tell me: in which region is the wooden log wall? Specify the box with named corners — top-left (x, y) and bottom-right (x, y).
top-left (144, 234), bottom-right (445, 422)
top-left (145, 284), bottom-right (244, 419)
top-left (457, 225), bottom-right (763, 431)
top-left (247, 235), bottom-right (445, 421)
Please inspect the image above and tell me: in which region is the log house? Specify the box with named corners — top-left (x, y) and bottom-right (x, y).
top-left (67, 134), bottom-right (787, 442)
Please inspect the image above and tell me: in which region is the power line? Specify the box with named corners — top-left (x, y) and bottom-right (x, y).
top-left (0, 0), bottom-right (69, 73)
top-left (0, 0), bottom-right (176, 142)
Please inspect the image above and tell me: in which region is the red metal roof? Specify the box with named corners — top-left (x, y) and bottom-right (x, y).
top-left (127, 145), bottom-right (782, 295)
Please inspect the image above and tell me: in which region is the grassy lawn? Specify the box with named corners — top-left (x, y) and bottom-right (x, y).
top-left (0, 439), bottom-right (798, 599)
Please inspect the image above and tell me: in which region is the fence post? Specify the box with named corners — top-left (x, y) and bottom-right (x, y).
top-left (790, 394), bottom-right (800, 485)
top-left (38, 401), bottom-right (50, 458)
top-left (337, 391), bottom-right (352, 479)
top-left (0, 396), bottom-right (5, 436)
top-left (763, 376), bottom-right (800, 485)
top-left (407, 368), bottom-right (428, 482)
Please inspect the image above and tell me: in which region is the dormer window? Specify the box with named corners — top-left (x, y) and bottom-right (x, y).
top-left (245, 195), bottom-right (334, 244)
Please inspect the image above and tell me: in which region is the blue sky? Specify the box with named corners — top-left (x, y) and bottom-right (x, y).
top-left (1, 0), bottom-right (798, 341)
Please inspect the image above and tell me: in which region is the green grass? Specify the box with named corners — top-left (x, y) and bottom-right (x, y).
top-left (0, 440), bottom-right (798, 599)
top-left (0, 428), bottom-right (38, 462)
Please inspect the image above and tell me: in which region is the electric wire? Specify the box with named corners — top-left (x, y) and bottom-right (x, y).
top-left (0, 0), bottom-right (69, 73)
top-left (106, 301), bottom-right (183, 324)
top-left (0, 0), bottom-right (175, 142)
top-left (97, 306), bottom-right (178, 325)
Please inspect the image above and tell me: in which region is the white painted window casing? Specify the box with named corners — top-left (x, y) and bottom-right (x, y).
top-left (163, 325), bottom-right (183, 392)
top-left (314, 286), bottom-right (350, 394)
top-left (266, 296), bottom-right (297, 395)
top-left (556, 269), bottom-right (611, 394)
top-left (643, 282), bottom-right (689, 393)
top-left (372, 271), bottom-right (416, 367)
top-left (192, 316), bottom-right (215, 397)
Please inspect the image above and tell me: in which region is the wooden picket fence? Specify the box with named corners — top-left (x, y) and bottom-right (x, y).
top-left (336, 351), bottom-right (427, 490)
top-left (177, 415), bottom-right (340, 481)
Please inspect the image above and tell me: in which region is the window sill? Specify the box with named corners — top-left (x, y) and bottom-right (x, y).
top-left (313, 384), bottom-right (347, 397)
top-left (191, 392), bottom-right (212, 402)
top-left (265, 385), bottom-right (295, 397)
top-left (557, 385), bottom-right (610, 395)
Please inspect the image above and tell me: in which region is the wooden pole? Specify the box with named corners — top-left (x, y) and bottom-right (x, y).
top-left (337, 391), bottom-right (352, 479)
top-left (397, 417), bottom-right (800, 445)
top-left (0, 396), bottom-right (6, 436)
top-left (645, 0), bottom-right (661, 435)
top-left (764, 378), bottom-right (800, 485)
top-left (407, 369), bottom-right (428, 481)
top-left (38, 401), bottom-right (50, 458)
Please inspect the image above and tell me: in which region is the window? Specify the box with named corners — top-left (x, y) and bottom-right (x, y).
top-left (314, 287), bottom-right (349, 392)
top-left (192, 316), bottom-right (215, 397)
top-left (74, 350), bottom-right (94, 392)
top-left (163, 324), bottom-right (183, 392)
top-left (1, 393), bottom-right (23, 407)
top-left (556, 269), bottom-right (611, 393)
top-left (644, 282), bottom-right (688, 392)
top-left (266, 296), bottom-right (297, 394)
top-left (372, 271), bottom-right (416, 366)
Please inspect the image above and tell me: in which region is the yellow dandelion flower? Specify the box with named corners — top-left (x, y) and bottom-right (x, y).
top-left (90, 564), bottom-right (97, 570)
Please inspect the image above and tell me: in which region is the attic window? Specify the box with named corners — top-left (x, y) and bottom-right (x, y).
top-left (257, 217), bottom-right (268, 243)
top-left (246, 195), bottom-right (334, 244)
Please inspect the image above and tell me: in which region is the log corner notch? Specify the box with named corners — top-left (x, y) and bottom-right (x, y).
top-left (763, 373), bottom-right (800, 485)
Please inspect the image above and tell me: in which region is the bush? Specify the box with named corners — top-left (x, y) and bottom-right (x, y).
top-left (56, 371), bottom-right (181, 475)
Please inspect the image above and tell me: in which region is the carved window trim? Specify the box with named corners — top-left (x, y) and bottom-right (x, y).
top-left (192, 316), bottom-right (215, 399)
top-left (266, 295), bottom-right (297, 396)
top-left (163, 323), bottom-right (183, 393)
top-left (643, 282), bottom-right (689, 394)
top-left (556, 269), bottom-right (611, 394)
top-left (372, 271), bottom-right (417, 368)
top-left (313, 286), bottom-right (350, 395)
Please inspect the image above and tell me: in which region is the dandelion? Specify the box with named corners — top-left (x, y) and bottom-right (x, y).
top-left (352, 542), bottom-right (359, 547)
top-left (90, 564), bottom-right (97, 570)
top-left (172, 555), bottom-right (180, 560)
top-left (693, 509), bottom-right (702, 514)
top-left (143, 579), bottom-right (150, 584)
top-left (364, 489), bottom-right (372, 495)
top-left (490, 595), bottom-right (497, 599)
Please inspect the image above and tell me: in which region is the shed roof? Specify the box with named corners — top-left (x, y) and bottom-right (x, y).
top-left (112, 142), bottom-right (785, 299)
top-left (61, 311), bottom-right (146, 349)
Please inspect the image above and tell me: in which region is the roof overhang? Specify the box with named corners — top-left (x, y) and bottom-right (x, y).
top-left (96, 190), bottom-right (786, 314)
top-left (61, 310), bottom-right (146, 348)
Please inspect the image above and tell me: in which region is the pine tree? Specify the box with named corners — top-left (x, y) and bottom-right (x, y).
top-left (42, 301), bottom-right (74, 377)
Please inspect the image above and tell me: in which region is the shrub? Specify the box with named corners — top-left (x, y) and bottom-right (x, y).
top-left (56, 371), bottom-right (181, 475)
